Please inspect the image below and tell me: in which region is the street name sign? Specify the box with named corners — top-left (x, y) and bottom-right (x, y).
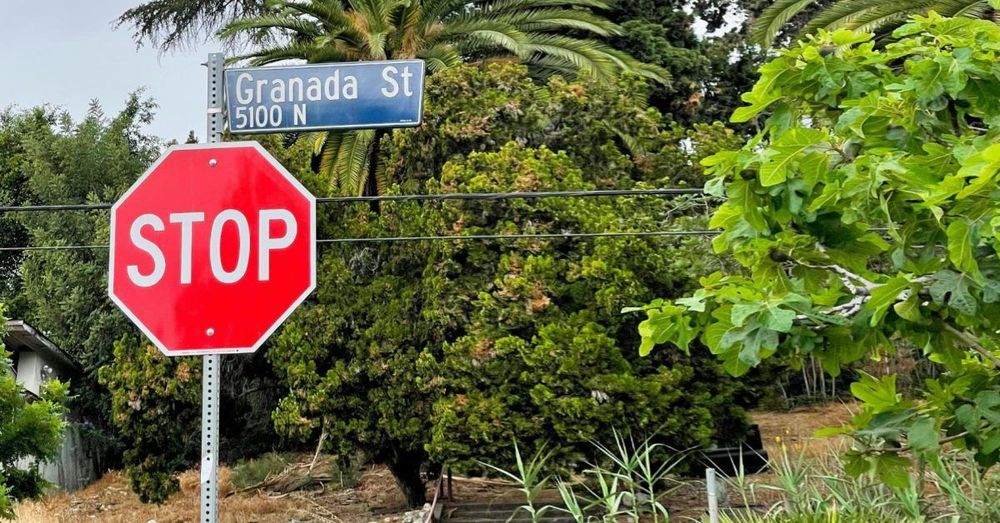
top-left (225, 59), bottom-right (425, 133)
top-left (108, 142), bottom-right (316, 356)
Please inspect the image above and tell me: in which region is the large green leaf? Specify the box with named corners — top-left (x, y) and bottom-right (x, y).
top-left (874, 453), bottom-right (912, 489)
top-left (929, 270), bottom-right (977, 316)
top-left (758, 128), bottom-right (828, 187)
top-left (851, 373), bottom-right (900, 411)
top-left (946, 220), bottom-right (982, 280)
top-left (867, 275), bottom-right (910, 326)
top-left (906, 416), bottom-right (939, 454)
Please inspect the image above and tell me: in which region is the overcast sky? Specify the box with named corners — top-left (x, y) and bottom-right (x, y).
top-left (0, 0), bottom-right (213, 143)
top-left (0, 1), bottom-right (748, 145)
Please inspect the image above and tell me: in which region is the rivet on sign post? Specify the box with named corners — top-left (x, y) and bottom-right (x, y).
top-left (209, 159), bottom-right (217, 167)
top-left (206, 328), bottom-right (215, 336)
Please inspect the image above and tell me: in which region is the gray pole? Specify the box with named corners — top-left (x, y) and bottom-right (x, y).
top-left (706, 467), bottom-right (720, 523)
top-left (200, 52), bottom-right (225, 523)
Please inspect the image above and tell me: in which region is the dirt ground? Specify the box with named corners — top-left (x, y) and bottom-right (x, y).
top-left (14, 465), bottom-right (418, 523)
top-left (14, 402), bottom-right (857, 522)
top-left (754, 401), bottom-right (855, 459)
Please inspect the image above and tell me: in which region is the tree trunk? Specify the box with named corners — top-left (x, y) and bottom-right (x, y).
top-left (365, 129), bottom-right (387, 213)
top-left (388, 451), bottom-right (427, 508)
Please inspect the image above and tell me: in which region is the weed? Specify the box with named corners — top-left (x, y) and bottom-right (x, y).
top-left (478, 442), bottom-right (554, 523)
top-left (713, 449), bottom-right (1000, 523)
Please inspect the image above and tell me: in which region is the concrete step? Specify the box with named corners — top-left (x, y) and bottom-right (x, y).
top-left (441, 502), bottom-right (578, 522)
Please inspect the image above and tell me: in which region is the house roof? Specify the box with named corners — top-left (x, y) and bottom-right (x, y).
top-left (5, 320), bottom-right (82, 375)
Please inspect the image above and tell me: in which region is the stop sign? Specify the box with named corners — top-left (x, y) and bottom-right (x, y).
top-left (109, 142), bottom-right (316, 355)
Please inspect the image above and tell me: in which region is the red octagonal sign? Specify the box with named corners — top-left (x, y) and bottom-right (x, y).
top-left (109, 142), bottom-right (316, 355)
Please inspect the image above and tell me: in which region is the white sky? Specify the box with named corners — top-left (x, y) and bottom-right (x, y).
top-left (0, 0), bottom-right (213, 143)
top-left (0, 1), bottom-right (747, 144)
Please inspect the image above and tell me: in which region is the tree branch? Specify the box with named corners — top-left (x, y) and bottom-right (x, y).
top-left (792, 261), bottom-right (876, 325)
top-left (881, 431), bottom-right (972, 454)
top-left (943, 324), bottom-right (1000, 370)
top-left (795, 259), bottom-right (876, 293)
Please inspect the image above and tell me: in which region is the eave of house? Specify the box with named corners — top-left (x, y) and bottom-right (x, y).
top-left (5, 320), bottom-right (82, 375)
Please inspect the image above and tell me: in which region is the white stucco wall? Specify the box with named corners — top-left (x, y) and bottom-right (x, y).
top-left (14, 350), bottom-right (42, 396)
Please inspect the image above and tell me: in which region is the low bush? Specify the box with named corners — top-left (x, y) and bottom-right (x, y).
top-left (718, 447), bottom-right (1000, 522)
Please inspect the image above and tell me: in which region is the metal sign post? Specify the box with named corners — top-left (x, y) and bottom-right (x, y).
top-left (202, 52), bottom-right (224, 523)
top-left (109, 52), bottom-right (317, 523)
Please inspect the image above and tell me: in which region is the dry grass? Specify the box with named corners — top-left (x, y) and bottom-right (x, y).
top-left (14, 463), bottom-right (419, 523)
top-left (14, 469), bottom-right (298, 523)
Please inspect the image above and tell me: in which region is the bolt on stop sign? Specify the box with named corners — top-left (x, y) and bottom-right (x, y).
top-left (109, 142), bottom-right (316, 355)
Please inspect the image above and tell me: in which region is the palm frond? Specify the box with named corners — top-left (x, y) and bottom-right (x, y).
top-left (481, 0), bottom-right (614, 14)
top-left (348, 0), bottom-right (400, 26)
top-left (219, 15), bottom-right (324, 41)
top-left (390, 1), bottom-right (426, 57)
top-left (419, 44), bottom-right (464, 71)
top-left (599, 46), bottom-right (669, 83)
top-left (757, 0), bottom-right (991, 45)
top-left (315, 130), bottom-right (376, 195)
top-left (306, 42), bottom-right (362, 63)
top-left (489, 8), bottom-right (623, 37)
top-left (314, 131), bottom-right (343, 181)
top-left (846, 1), bottom-right (940, 33)
top-left (343, 130), bottom-right (376, 195)
top-left (227, 42), bottom-right (315, 65)
top-left (932, 0), bottom-right (990, 19)
top-left (520, 34), bottom-right (651, 81)
top-left (434, 19), bottom-right (530, 55)
top-left (751, 0), bottom-right (823, 46)
top-left (282, 0), bottom-right (347, 27)
top-left (799, 0), bottom-right (928, 34)
top-left (851, 6), bottom-right (938, 33)
top-left (421, 0), bottom-right (476, 27)
top-left (283, 1), bottom-right (369, 45)
top-left (365, 30), bottom-right (391, 59)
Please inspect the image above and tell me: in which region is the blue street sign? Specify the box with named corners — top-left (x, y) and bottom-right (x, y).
top-left (224, 59), bottom-right (425, 133)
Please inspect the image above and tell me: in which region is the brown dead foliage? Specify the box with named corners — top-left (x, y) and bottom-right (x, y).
top-left (15, 463), bottom-right (421, 523)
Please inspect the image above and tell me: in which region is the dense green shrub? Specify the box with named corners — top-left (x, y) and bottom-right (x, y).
top-left (420, 143), bottom-right (754, 470)
top-left (270, 64), bottom-right (752, 506)
top-left (98, 338), bottom-right (200, 503)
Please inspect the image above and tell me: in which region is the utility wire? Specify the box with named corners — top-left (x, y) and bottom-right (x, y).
top-left (317, 188), bottom-right (706, 203)
top-left (0, 230), bottom-right (719, 252)
top-left (317, 230), bottom-right (719, 244)
top-left (0, 244), bottom-right (108, 252)
top-left (0, 203), bottom-right (112, 213)
top-left (0, 188), bottom-right (707, 214)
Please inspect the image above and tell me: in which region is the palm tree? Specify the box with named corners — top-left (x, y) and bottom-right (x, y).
top-left (218, 0), bottom-right (664, 196)
top-left (751, 0), bottom-right (994, 47)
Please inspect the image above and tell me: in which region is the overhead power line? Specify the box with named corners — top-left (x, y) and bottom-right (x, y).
top-left (0, 230), bottom-right (719, 253)
top-left (317, 230), bottom-right (719, 243)
top-left (317, 188), bottom-right (707, 203)
top-left (0, 245), bottom-right (108, 252)
top-left (0, 188), bottom-right (708, 214)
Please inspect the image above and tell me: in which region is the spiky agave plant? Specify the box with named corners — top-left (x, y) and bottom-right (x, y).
top-left (219, 0), bottom-right (665, 196)
top-left (751, 0), bottom-right (995, 47)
